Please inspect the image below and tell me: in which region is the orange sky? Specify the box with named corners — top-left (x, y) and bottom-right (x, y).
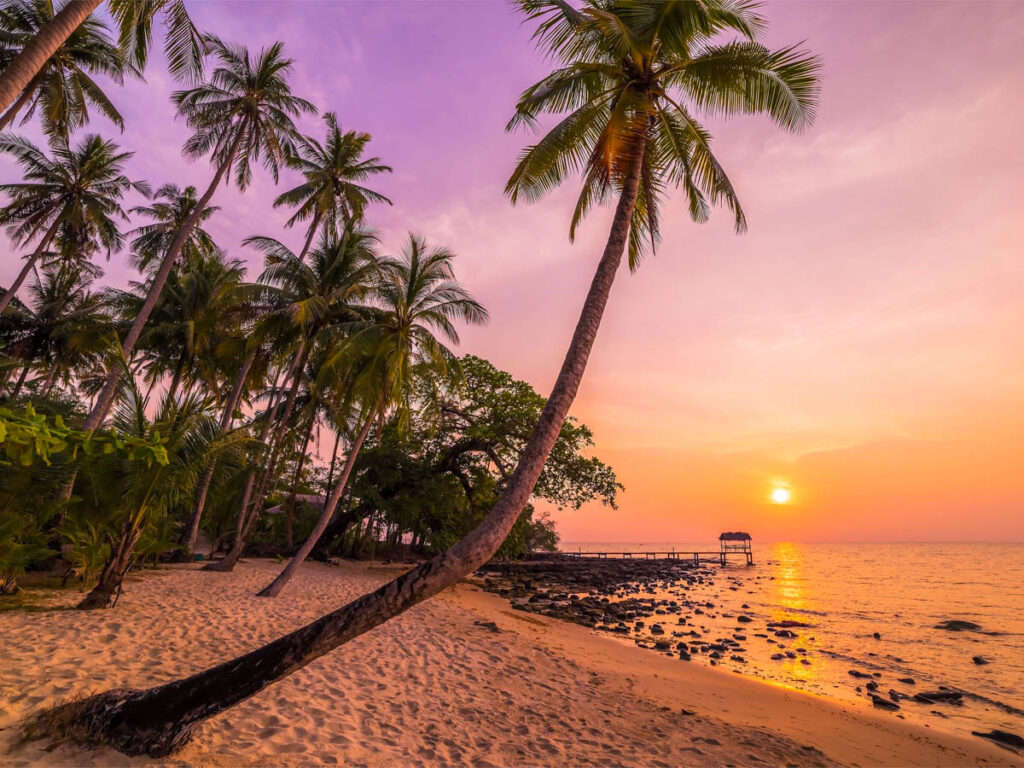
top-left (2, 1), bottom-right (1021, 542)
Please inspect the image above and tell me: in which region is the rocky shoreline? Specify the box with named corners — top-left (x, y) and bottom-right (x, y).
top-left (473, 555), bottom-right (1024, 755)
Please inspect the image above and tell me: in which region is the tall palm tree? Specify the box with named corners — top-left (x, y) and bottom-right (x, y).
top-left (0, 0), bottom-right (131, 137)
top-left (78, 36), bottom-right (314, 435)
top-left (40, 1), bottom-right (818, 755)
top-left (0, 0), bottom-right (203, 117)
top-left (274, 112), bottom-right (393, 260)
top-left (127, 184), bottom-right (220, 274)
top-left (207, 226), bottom-right (379, 572)
top-left (0, 133), bottom-right (146, 313)
top-left (257, 234), bottom-right (487, 597)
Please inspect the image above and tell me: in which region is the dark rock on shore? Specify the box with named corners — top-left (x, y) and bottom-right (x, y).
top-left (871, 694), bottom-right (900, 711)
top-left (913, 690), bottom-right (963, 705)
top-left (971, 730), bottom-right (1023, 751)
top-left (934, 619), bottom-right (981, 632)
top-left (973, 655), bottom-right (990, 665)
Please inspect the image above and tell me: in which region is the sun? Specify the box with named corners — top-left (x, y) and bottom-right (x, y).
top-left (771, 487), bottom-right (791, 504)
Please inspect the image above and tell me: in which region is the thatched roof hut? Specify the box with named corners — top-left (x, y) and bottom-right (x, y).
top-left (718, 531), bottom-right (752, 553)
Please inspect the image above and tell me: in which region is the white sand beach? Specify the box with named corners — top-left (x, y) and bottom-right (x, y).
top-left (0, 559), bottom-right (1018, 767)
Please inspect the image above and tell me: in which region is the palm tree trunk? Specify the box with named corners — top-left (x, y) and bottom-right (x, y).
top-left (9, 359), bottom-right (32, 399)
top-left (257, 405), bottom-right (375, 597)
top-left (0, 217), bottom-right (61, 314)
top-left (0, 0), bottom-right (101, 115)
top-left (165, 351), bottom-right (189, 402)
top-left (181, 349), bottom-right (257, 556)
top-left (41, 135), bottom-right (647, 758)
top-left (0, 73), bottom-right (41, 130)
top-left (204, 342), bottom-right (306, 572)
top-left (325, 428), bottom-right (341, 491)
top-left (297, 212), bottom-right (321, 262)
top-left (283, 417), bottom-right (315, 550)
top-left (39, 361), bottom-right (59, 396)
top-left (81, 128), bottom-right (246, 434)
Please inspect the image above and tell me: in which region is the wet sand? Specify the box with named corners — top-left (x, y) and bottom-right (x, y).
top-left (0, 559), bottom-right (1018, 767)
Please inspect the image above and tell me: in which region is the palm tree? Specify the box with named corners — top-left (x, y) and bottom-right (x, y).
top-left (78, 36), bottom-right (314, 435)
top-left (257, 234), bottom-right (487, 597)
top-left (274, 112), bottom-right (393, 260)
top-left (39, 1), bottom-right (818, 755)
top-left (1, 262), bottom-right (108, 397)
top-left (0, 0), bottom-right (203, 117)
top-left (207, 226), bottom-right (379, 572)
top-left (0, 0), bottom-right (131, 137)
top-left (0, 133), bottom-right (146, 314)
top-left (127, 184), bottom-right (220, 274)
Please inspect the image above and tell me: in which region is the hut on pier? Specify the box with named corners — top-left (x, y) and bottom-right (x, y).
top-left (718, 531), bottom-right (753, 565)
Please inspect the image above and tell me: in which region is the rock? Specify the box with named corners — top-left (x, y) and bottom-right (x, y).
top-left (873, 632), bottom-right (881, 639)
top-left (473, 620), bottom-right (500, 633)
top-left (770, 653), bottom-right (784, 660)
top-left (898, 677), bottom-right (915, 685)
top-left (973, 655), bottom-right (990, 665)
top-left (848, 669), bottom-right (873, 679)
top-left (736, 615), bottom-right (753, 623)
top-left (865, 681), bottom-right (878, 691)
top-left (677, 650), bottom-right (691, 661)
top-left (774, 629), bottom-right (797, 638)
top-left (971, 730), bottom-right (1024, 750)
top-left (650, 624), bottom-right (665, 635)
top-left (871, 694), bottom-right (900, 711)
top-left (654, 640), bottom-right (672, 651)
top-left (913, 690), bottom-right (963, 705)
top-left (934, 619), bottom-right (981, 632)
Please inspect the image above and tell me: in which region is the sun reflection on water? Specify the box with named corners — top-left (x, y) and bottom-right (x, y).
top-left (770, 542), bottom-right (824, 684)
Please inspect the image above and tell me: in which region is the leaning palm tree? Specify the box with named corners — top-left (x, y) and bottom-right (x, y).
top-left (78, 36), bottom-right (314, 435)
top-left (0, 0), bottom-right (132, 137)
top-left (257, 233), bottom-right (487, 597)
top-left (274, 112), bottom-right (393, 259)
top-left (126, 184), bottom-right (220, 274)
top-left (0, 133), bottom-right (146, 313)
top-left (37, 0), bottom-right (818, 755)
top-left (0, 0), bottom-right (203, 117)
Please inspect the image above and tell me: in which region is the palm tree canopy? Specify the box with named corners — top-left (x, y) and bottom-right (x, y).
top-left (173, 36), bottom-right (316, 192)
top-left (341, 234), bottom-right (489, 427)
top-left (0, 132), bottom-right (150, 257)
top-left (107, 0), bottom-right (205, 84)
top-left (127, 183), bottom-right (220, 274)
top-left (0, 0), bottom-right (133, 137)
top-left (248, 225), bottom-right (381, 339)
top-left (506, 0), bottom-right (820, 268)
top-left (274, 111), bottom-right (393, 238)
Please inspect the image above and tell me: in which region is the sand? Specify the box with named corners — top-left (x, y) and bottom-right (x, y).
top-left (0, 559), bottom-right (1019, 767)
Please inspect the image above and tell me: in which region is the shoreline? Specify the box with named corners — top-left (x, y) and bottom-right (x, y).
top-left (0, 559), bottom-right (1019, 767)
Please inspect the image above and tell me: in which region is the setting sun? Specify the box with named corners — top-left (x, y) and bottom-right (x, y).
top-left (771, 487), bottom-right (792, 504)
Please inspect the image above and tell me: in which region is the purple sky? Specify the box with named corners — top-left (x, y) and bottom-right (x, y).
top-left (3, 1), bottom-right (1024, 542)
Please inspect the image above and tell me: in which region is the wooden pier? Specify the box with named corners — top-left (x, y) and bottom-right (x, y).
top-left (563, 532), bottom-right (755, 567)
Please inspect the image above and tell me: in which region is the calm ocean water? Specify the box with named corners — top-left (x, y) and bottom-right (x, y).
top-left (561, 542), bottom-right (1024, 740)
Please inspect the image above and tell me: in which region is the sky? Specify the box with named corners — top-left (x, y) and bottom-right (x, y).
top-left (3, 0), bottom-right (1023, 543)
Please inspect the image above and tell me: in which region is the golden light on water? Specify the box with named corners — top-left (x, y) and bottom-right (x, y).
top-left (771, 487), bottom-right (792, 504)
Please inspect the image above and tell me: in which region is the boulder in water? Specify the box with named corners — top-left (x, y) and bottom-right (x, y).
top-left (934, 619), bottom-right (981, 632)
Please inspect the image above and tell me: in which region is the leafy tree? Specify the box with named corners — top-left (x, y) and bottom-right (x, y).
top-left (274, 111), bottom-right (393, 259)
top-left (127, 184), bottom-right (220, 275)
top-left (256, 233), bottom-right (487, 597)
top-left (0, 133), bottom-right (147, 313)
top-left (0, 0), bottom-right (132, 138)
top-left (79, 36), bottom-right (314, 435)
top-left (0, 0), bottom-right (203, 119)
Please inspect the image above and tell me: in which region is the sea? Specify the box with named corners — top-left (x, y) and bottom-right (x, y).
top-left (560, 542), bottom-right (1024, 741)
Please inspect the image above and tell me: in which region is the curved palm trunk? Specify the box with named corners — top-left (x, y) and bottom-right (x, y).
top-left (0, 0), bottom-right (100, 114)
top-left (205, 342), bottom-right (307, 571)
top-left (0, 217), bottom-right (61, 314)
top-left (181, 349), bottom-right (257, 557)
top-left (40, 138), bottom-right (646, 757)
top-left (257, 406), bottom-right (375, 597)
